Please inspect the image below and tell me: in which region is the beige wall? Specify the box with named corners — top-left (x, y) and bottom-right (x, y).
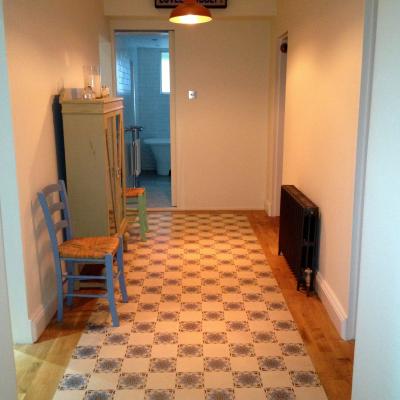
top-left (110, 18), bottom-right (271, 210)
top-left (3, 0), bottom-right (109, 342)
top-left (267, 0), bottom-right (365, 337)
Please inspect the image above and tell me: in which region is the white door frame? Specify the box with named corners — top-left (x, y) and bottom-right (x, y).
top-left (0, 205), bottom-right (17, 399)
top-left (0, 0), bottom-right (31, 345)
top-left (346, 0), bottom-right (378, 340)
top-left (168, 31), bottom-right (177, 207)
top-left (353, 0), bottom-right (400, 395)
top-left (270, 33), bottom-right (288, 217)
top-left (111, 30), bottom-right (178, 208)
top-left (0, 0), bottom-right (18, 373)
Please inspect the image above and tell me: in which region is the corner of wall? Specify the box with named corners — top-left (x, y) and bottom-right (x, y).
top-left (7, 294), bottom-right (56, 344)
top-left (264, 199), bottom-right (272, 216)
top-left (30, 294), bottom-right (57, 343)
top-left (315, 273), bottom-right (350, 340)
top-left (0, 0), bottom-right (31, 346)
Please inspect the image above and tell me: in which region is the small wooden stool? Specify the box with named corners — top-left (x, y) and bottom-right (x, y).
top-left (125, 187), bottom-right (148, 241)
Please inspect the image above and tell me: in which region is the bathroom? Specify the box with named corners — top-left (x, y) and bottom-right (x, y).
top-left (115, 32), bottom-right (172, 208)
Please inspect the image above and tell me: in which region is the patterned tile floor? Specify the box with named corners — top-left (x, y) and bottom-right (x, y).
top-left (53, 213), bottom-right (327, 400)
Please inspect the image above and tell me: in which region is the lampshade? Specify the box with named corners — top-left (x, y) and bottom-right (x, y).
top-left (169, 0), bottom-right (212, 25)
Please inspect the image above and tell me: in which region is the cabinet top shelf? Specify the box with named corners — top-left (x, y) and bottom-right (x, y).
top-left (60, 94), bottom-right (124, 115)
top-left (60, 92), bottom-right (123, 104)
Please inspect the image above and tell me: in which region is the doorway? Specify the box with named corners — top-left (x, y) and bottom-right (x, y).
top-left (271, 35), bottom-right (288, 216)
top-left (114, 31), bottom-right (176, 208)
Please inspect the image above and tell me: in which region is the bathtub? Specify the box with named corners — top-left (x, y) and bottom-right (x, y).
top-left (144, 138), bottom-right (171, 176)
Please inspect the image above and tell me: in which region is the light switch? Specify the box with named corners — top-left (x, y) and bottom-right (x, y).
top-left (188, 90), bottom-right (197, 100)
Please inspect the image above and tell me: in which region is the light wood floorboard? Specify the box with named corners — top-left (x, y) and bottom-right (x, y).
top-left (247, 211), bottom-right (354, 400)
top-left (15, 211), bottom-right (354, 400)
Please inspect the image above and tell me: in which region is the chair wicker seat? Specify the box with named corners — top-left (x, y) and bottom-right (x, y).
top-left (125, 187), bottom-right (145, 198)
top-left (58, 237), bottom-right (120, 259)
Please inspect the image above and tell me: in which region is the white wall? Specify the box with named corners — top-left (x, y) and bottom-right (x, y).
top-left (0, 207), bottom-right (17, 400)
top-left (267, 0), bottom-right (365, 337)
top-left (3, 0), bottom-right (110, 343)
top-left (0, 0), bottom-right (30, 343)
top-left (0, 2), bottom-right (18, 397)
top-left (352, 1), bottom-right (400, 398)
top-left (109, 17), bottom-right (271, 210)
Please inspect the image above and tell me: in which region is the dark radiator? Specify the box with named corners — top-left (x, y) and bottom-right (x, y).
top-left (278, 185), bottom-right (320, 293)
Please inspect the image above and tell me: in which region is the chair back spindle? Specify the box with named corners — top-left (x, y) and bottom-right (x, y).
top-left (37, 180), bottom-right (73, 263)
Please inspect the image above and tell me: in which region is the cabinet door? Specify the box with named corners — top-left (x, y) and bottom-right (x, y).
top-left (105, 117), bottom-right (116, 234)
top-left (115, 112), bottom-right (125, 228)
top-left (105, 111), bottom-right (125, 235)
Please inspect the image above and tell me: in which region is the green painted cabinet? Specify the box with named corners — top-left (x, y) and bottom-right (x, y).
top-left (60, 96), bottom-right (127, 238)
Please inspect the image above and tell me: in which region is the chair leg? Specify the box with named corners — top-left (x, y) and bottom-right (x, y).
top-left (66, 261), bottom-right (74, 307)
top-left (117, 238), bottom-right (128, 303)
top-left (143, 191), bottom-right (149, 232)
top-left (138, 194), bottom-right (147, 241)
top-left (55, 260), bottom-right (64, 322)
top-left (105, 254), bottom-right (119, 327)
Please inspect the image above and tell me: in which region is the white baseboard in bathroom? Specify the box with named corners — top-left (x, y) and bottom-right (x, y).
top-left (30, 295), bottom-right (57, 343)
top-left (315, 273), bottom-right (349, 340)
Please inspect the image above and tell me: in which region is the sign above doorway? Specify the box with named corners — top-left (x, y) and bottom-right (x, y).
top-left (155, 0), bottom-right (227, 8)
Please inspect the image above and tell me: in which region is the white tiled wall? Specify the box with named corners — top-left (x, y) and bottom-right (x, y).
top-left (116, 50), bottom-right (135, 128)
top-left (116, 50), bottom-right (136, 186)
top-left (116, 45), bottom-right (170, 172)
top-left (138, 47), bottom-right (170, 171)
top-left (116, 52), bottom-right (131, 94)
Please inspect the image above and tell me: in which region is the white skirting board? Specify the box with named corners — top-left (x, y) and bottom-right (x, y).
top-left (315, 273), bottom-right (349, 340)
top-left (264, 200), bottom-right (272, 217)
top-left (29, 295), bottom-right (57, 343)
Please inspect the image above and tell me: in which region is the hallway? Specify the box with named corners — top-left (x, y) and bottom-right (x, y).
top-left (15, 213), bottom-right (354, 400)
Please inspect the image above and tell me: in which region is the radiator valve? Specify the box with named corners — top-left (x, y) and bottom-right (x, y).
top-left (304, 268), bottom-right (313, 291)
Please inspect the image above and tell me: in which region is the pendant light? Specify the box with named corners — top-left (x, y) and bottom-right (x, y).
top-left (169, 0), bottom-right (212, 25)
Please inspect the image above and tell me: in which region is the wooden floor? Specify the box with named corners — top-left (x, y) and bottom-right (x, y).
top-left (15, 212), bottom-right (354, 400)
top-left (248, 212), bottom-right (355, 400)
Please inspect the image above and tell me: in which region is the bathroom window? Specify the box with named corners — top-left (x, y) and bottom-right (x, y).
top-left (161, 52), bottom-right (170, 94)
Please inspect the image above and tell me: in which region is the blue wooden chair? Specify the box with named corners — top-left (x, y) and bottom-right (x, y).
top-left (37, 180), bottom-right (128, 327)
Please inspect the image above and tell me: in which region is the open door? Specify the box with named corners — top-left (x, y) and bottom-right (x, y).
top-left (114, 31), bottom-right (177, 209)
